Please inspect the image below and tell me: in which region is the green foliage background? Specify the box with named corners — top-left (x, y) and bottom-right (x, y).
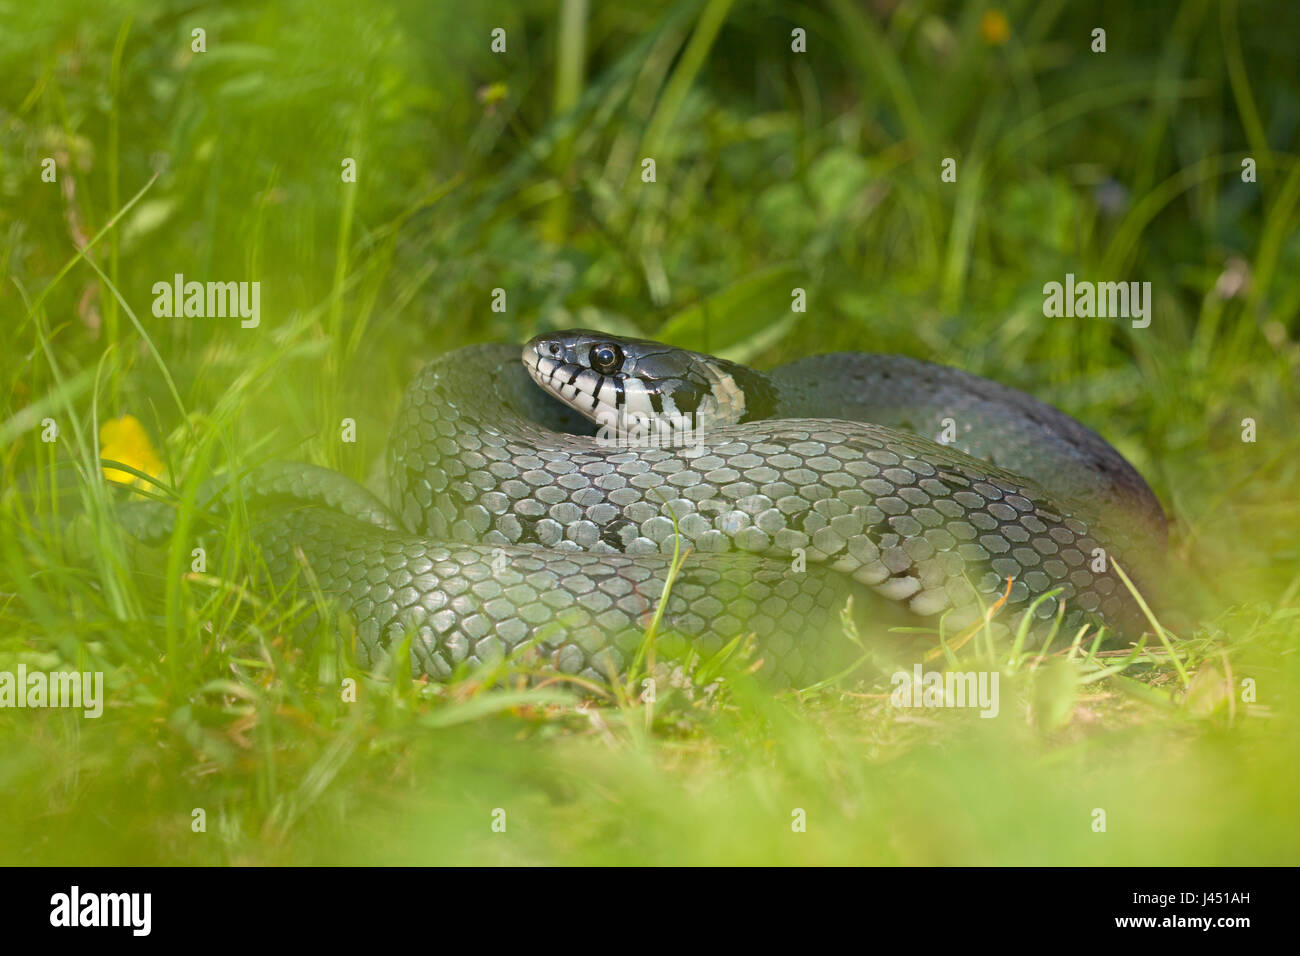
top-left (1, 0), bottom-right (1297, 864)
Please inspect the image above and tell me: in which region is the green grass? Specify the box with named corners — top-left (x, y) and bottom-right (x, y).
top-left (2, 0), bottom-right (1298, 865)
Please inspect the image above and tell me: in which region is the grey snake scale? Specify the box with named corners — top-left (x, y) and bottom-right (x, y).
top-left (129, 331), bottom-right (1167, 685)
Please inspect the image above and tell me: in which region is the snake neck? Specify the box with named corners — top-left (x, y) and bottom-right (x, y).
top-left (385, 344), bottom-right (591, 537)
top-left (713, 359), bottom-right (782, 425)
top-left (608, 359), bottom-right (782, 443)
top-left (384, 344), bottom-right (780, 538)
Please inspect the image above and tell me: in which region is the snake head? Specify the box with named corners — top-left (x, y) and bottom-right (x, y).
top-left (523, 330), bottom-right (771, 443)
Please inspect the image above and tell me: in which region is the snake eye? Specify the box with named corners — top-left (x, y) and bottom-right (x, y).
top-left (589, 343), bottom-right (624, 374)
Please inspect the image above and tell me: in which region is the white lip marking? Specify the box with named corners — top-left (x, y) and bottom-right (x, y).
top-left (574, 369), bottom-right (599, 395)
top-left (527, 352), bottom-right (645, 427)
top-left (623, 378), bottom-right (650, 416)
top-left (595, 376), bottom-right (615, 407)
top-left (528, 354), bottom-right (554, 383)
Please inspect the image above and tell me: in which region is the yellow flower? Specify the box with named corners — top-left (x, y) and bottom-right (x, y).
top-left (980, 10), bottom-right (1010, 46)
top-left (100, 414), bottom-right (164, 486)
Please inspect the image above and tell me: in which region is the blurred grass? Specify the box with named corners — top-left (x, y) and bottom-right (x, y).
top-left (1, 0), bottom-right (1298, 864)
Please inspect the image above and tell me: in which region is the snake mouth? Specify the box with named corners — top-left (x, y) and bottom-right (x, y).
top-left (522, 345), bottom-right (621, 423)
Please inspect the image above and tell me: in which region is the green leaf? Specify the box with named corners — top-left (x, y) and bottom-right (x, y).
top-left (1111, 674), bottom-right (1177, 710)
top-left (657, 264), bottom-right (804, 363)
top-left (807, 148), bottom-right (872, 217)
top-left (121, 197), bottom-right (178, 250)
top-left (1031, 658), bottom-right (1078, 731)
top-left (418, 689), bottom-right (574, 728)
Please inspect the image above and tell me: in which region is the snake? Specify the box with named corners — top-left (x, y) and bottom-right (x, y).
top-left (125, 330), bottom-right (1166, 685)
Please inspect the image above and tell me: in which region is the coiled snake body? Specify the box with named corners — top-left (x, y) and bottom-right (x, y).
top-left (139, 331), bottom-right (1166, 684)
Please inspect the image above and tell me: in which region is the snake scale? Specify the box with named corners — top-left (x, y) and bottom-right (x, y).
top-left (131, 330), bottom-right (1166, 685)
